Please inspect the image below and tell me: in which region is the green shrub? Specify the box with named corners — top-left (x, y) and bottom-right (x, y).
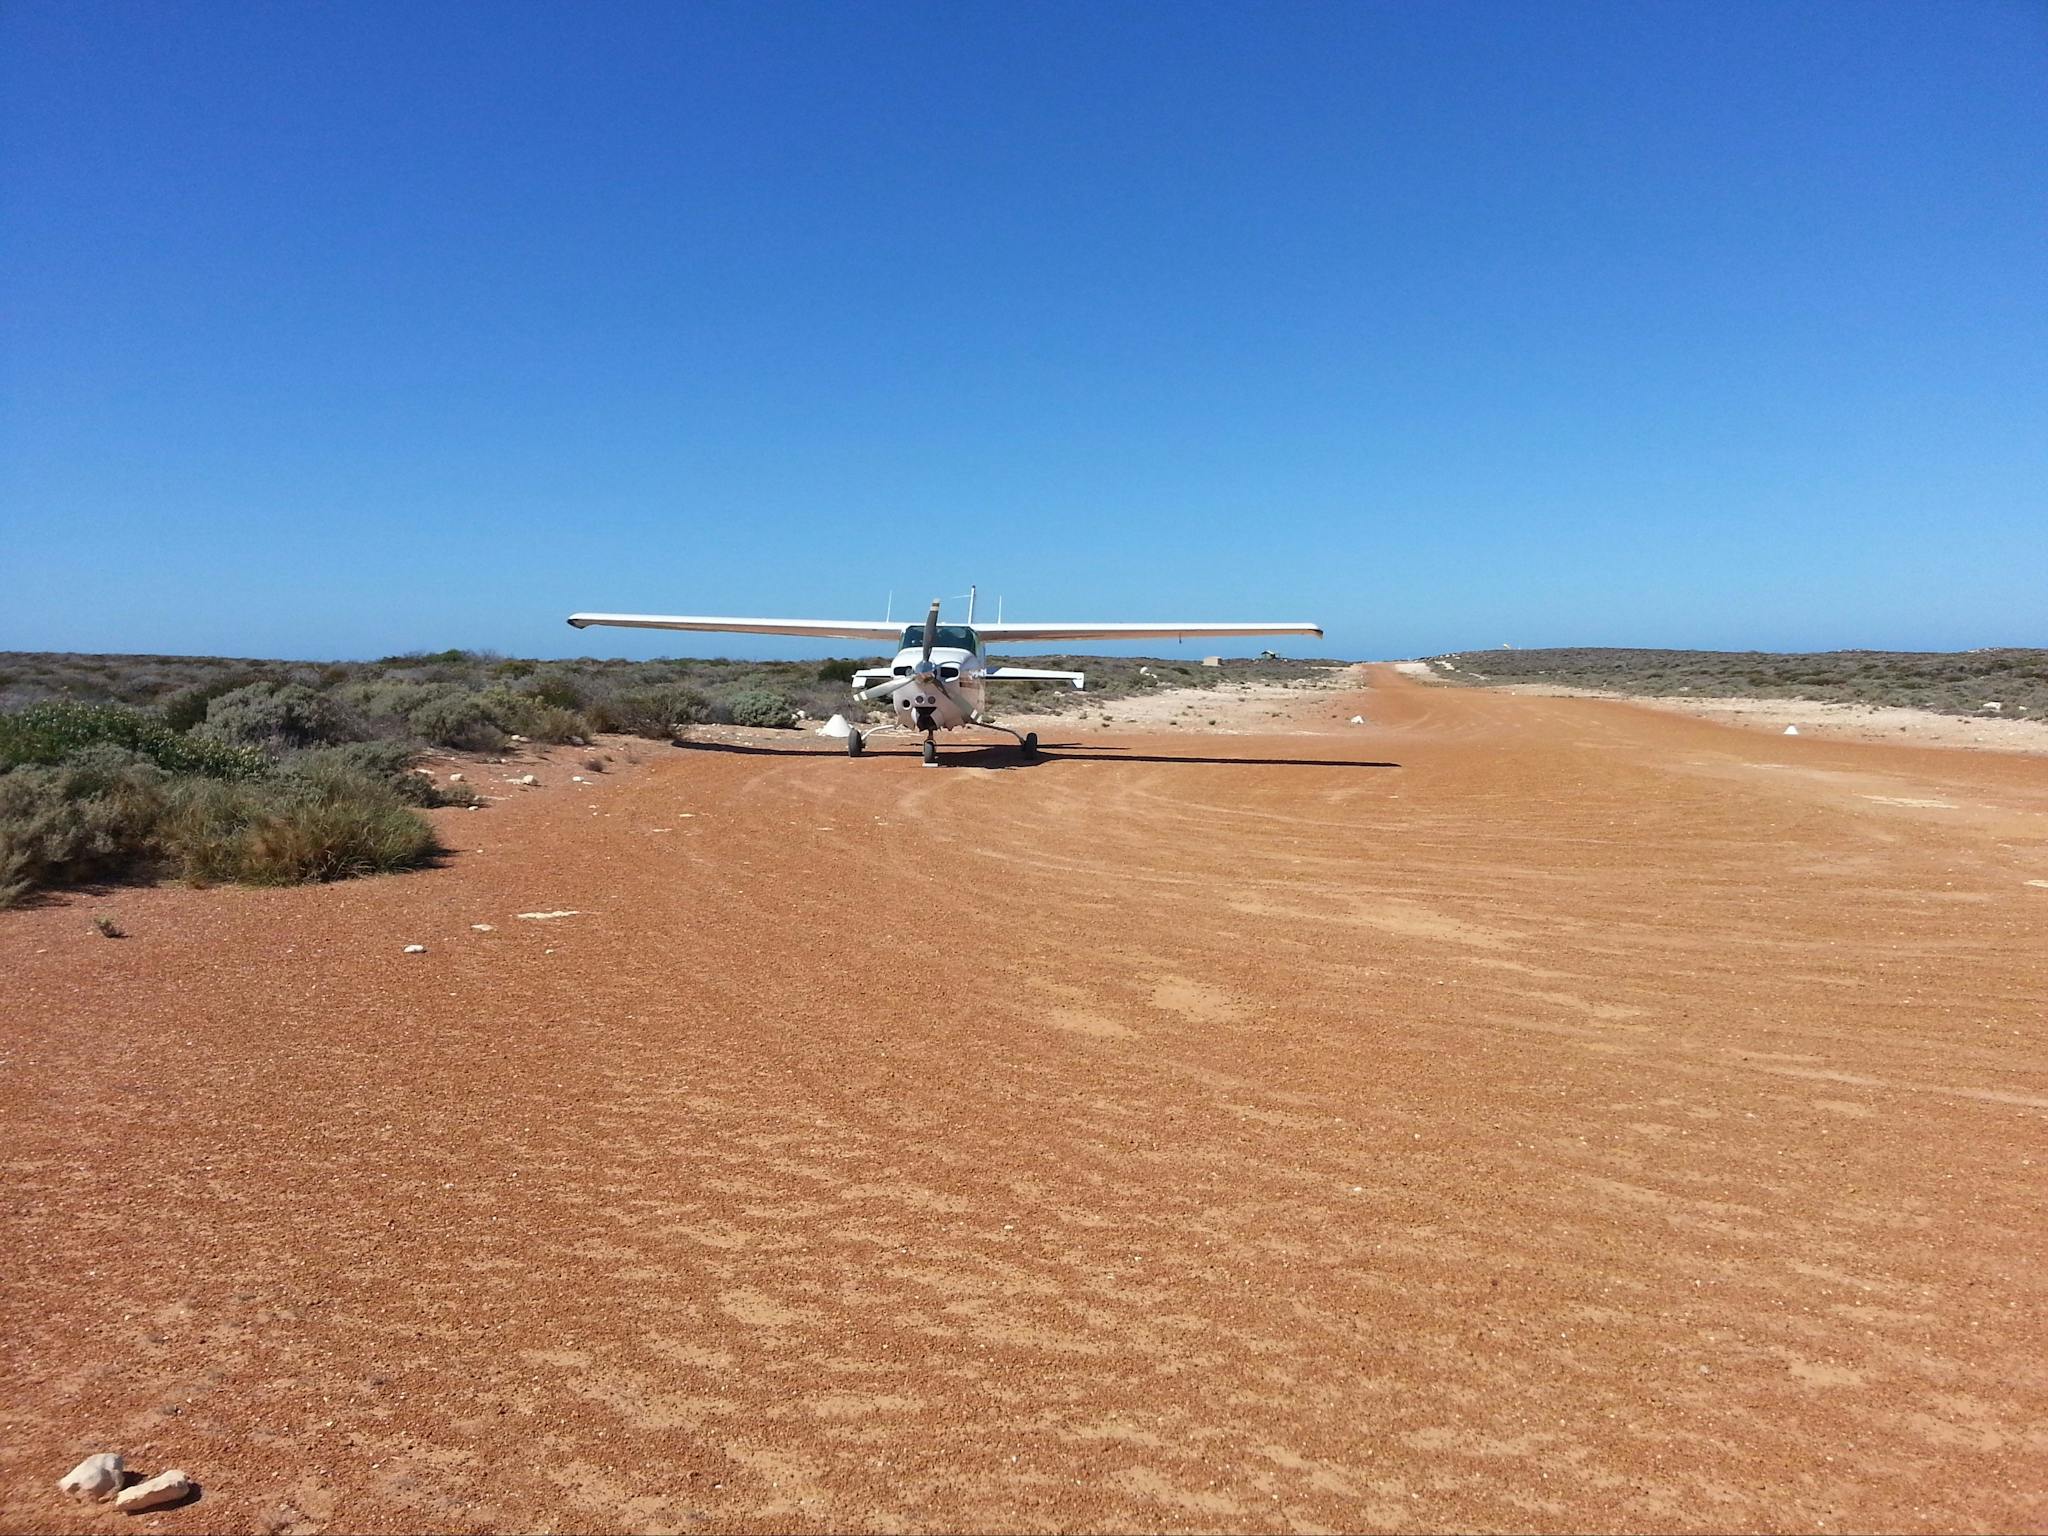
top-left (378, 648), bottom-right (476, 666)
top-left (201, 683), bottom-right (358, 751)
top-left (164, 772), bottom-right (439, 886)
top-left (160, 675), bottom-right (262, 732)
top-left (786, 678), bottom-right (864, 721)
top-left (816, 658), bottom-right (861, 683)
top-left (0, 734), bottom-right (442, 905)
top-left (279, 741), bottom-right (452, 806)
top-left (595, 686), bottom-right (717, 737)
top-left (727, 688), bottom-right (796, 728)
top-left (0, 700), bottom-right (263, 779)
top-left (525, 704), bottom-right (586, 742)
top-left (476, 687), bottom-right (587, 743)
top-left (404, 692), bottom-right (506, 751)
top-left (0, 754), bottom-right (169, 906)
top-left (518, 673), bottom-right (589, 713)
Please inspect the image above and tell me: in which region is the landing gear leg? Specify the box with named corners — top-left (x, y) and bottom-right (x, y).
top-left (970, 718), bottom-right (1040, 759)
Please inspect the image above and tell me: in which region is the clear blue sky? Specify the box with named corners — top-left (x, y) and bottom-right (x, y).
top-left (3, 1), bottom-right (2042, 662)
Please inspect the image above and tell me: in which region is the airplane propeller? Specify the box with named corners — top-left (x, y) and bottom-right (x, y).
top-left (857, 601), bottom-right (947, 703)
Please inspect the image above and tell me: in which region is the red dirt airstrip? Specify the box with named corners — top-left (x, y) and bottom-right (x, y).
top-left (3, 667), bottom-right (2045, 1533)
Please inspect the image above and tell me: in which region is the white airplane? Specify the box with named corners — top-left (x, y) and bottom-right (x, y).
top-left (567, 599), bottom-right (1322, 763)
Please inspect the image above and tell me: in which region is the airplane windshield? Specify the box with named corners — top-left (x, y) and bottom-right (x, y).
top-left (902, 624), bottom-right (979, 652)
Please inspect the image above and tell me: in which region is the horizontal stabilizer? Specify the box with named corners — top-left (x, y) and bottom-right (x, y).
top-left (985, 667), bottom-right (1087, 690)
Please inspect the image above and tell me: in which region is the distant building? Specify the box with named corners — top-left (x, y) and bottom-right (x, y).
top-left (1201, 656), bottom-right (1222, 667)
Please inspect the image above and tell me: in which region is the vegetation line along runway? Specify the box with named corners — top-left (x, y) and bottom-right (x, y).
top-left (4, 668), bottom-right (2045, 1533)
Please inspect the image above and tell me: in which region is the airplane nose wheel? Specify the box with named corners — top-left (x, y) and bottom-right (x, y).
top-left (1021, 731), bottom-right (1038, 758)
top-left (846, 729), bottom-right (864, 757)
top-left (922, 738), bottom-right (938, 767)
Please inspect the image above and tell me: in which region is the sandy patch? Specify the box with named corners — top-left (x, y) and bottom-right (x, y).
top-left (1428, 674), bottom-right (2048, 754)
top-left (995, 664), bottom-right (1366, 735)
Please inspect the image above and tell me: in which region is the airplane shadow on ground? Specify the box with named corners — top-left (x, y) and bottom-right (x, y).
top-left (669, 738), bottom-right (1401, 771)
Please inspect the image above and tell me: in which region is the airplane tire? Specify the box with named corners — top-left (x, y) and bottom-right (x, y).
top-left (1022, 732), bottom-right (1038, 757)
top-left (922, 740), bottom-right (938, 766)
top-left (846, 730), bottom-right (863, 757)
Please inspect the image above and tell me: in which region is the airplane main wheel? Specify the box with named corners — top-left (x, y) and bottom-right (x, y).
top-left (1021, 732), bottom-right (1039, 757)
top-left (922, 740), bottom-right (938, 766)
top-left (846, 730), bottom-right (863, 757)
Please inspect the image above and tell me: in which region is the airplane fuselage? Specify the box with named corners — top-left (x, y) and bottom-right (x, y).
top-left (870, 641), bottom-right (987, 733)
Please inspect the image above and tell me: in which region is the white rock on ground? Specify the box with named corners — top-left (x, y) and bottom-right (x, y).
top-left (114, 1469), bottom-right (191, 1513)
top-left (58, 1452), bottom-right (123, 1500)
top-left (403, 944), bottom-right (427, 954)
top-left (516, 910), bottom-right (580, 921)
top-left (520, 774), bottom-right (538, 785)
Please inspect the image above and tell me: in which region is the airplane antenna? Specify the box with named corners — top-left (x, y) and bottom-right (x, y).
top-left (967, 585), bottom-right (977, 624)
top-left (885, 590), bottom-right (893, 623)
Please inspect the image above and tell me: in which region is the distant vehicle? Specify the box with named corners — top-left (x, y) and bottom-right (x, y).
top-left (567, 599), bottom-right (1321, 764)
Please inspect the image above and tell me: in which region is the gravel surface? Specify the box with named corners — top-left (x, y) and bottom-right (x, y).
top-left (4, 668), bottom-right (2045, 1533)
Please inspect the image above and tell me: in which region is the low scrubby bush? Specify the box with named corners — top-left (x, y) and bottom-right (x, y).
top-left (279, 741), bottom-right (454, 807)
top-left (726, 688), bottom-right (796, 728)
top-left (164, 772), bottom-right (440, 886)
top-left (404, 691), bottom-right (506, 752)
top-left (594, 686), bottom-right (717, 737)
top-left (520, 673), bottom-right (589, 712)
top-left (160, 680), bottom-right (246, 732)
top-left (201, 683), bottom-right (359, 751)
top-left (0, 700), bottom-right (263, 779)
top-left (0, 751), bottom-right (170, 906)
top-left (476, 687), bottom-right (587, 743)
top-left (786, 678), bottom-right (864, 721)
top-left (0, 732), bottom-right (442, 906)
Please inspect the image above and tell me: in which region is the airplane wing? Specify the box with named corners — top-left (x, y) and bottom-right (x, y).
top-left (566, 614), bottom-right (905, 642)
top-left (983, 667), bottom-right (1086, 690)
top-left (974, 622), bottom-right (1321, 643)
